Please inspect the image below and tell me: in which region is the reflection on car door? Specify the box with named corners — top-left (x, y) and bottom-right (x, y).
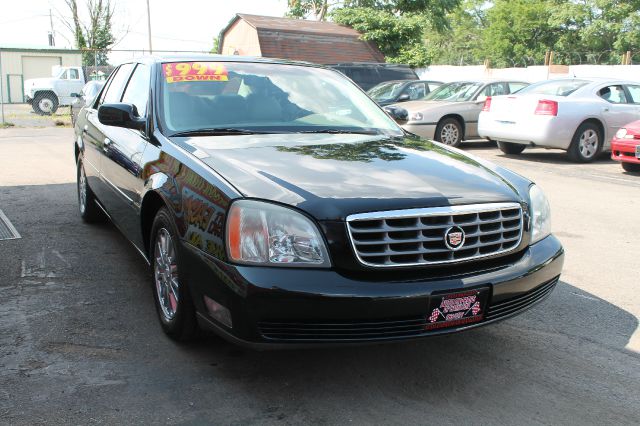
top-left (598, 84), bottom-right (640, 146)
top-left (81, 69), bottom-right (121, 203)
top-left (98, 63), bottom-right (151, 249)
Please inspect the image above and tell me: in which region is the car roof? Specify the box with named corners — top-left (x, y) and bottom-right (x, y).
top-left (121, 54), bottom-right (323, 69)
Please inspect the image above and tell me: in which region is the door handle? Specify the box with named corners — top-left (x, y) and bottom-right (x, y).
top-left (82, 125), bottom-right (88, 134)
top-left (603, 107), bottom-right (610, 112)
top-left (103, 138), bottom-right (112, 152)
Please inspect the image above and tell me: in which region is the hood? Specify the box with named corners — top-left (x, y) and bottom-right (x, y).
top-left (24, 77), bottom-right (54, 89)
top-left (175, 134), bottom-right (526, 221)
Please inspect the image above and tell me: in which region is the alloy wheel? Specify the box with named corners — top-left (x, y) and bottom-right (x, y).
top-left (154, 228), bottom-right (180, 321)
top-left (440, 123), bottom-right (460, 145)
top-left (78, 166), bottom-right (87, 214)
top-left (578, 129), bottom-right (598, 159)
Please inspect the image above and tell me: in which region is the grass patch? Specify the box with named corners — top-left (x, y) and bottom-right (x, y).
top-left (0, 121), bottom-right (15, 128)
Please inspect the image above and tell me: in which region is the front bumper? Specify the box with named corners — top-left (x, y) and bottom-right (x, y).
top-left (611, 138), bottom-right (640, 164)
top-left (402, 123), bottom-right (436, 139)
top-left (185, 235), bottom-right (564, 349)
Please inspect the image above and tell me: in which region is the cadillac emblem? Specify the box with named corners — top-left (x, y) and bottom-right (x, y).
top-left (444, 226), bottom-right (465, 250)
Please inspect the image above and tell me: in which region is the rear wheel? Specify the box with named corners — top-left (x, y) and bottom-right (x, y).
top-left (32, 92), bottom-right (58, 115)
top-left (568, 122), bottom-right (602, 163)
top-left (150, 207), bottom-right (198, 341)
top-left (621, 162), bottom-right (640, 173)
top-left (497, 141), bottom-right (526, 155)
top-left (77, 158), bottom-right (104, 223)
top-left (435, 118), bottom-right (463, 147)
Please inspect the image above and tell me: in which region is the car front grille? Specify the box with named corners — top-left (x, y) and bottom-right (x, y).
top-left (346, 203), bottom-right (524, 267)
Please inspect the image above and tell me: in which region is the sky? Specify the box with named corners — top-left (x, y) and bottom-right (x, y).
top-left (0, 0), bottom-right (289, 62)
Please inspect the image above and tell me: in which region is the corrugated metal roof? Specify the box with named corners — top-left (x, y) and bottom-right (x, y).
top-left (237, 14), bottom-right (361, 37)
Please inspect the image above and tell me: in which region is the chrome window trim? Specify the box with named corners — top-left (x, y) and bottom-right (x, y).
top-left (346, 202), bottom-right (524, 268)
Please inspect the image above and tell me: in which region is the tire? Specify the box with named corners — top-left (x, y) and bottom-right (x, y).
top-left (497, 141), bottom-right (526, 155)
top-left (32, 92), bottom-right (59, 115)
top-left (621, 162), bottom-right (640, 173)
top-left (77, 158), bottom-right (104, 223)
top-left (435, 118), bottom-right (463, 147)
top-left (567, 122), bottom-right (602, 163)
top-left (150, 207), bottom-right (198, 341)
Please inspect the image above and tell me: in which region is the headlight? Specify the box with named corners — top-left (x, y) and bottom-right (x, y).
top-left (529, 185), bottom-right (551, 244)
top-left (616, 128), bottom-right (627, 139)
top-left (226, 200), bottom-right (330, 267)
top-left (410, 112), bottom-right (423, 121)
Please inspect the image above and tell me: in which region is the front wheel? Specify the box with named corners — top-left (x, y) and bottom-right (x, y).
top-left (150, 207), bottom-right (198, 341)
top-left (567, 122), bottom-right (602, 163)
top-left (497, 141), bottom-right (526, 155)
top-left (32, 92), bottom-right (59, 115)
top-left (621, 162), bottom-right (640, 173)
top-left (435, 118), bottom-right (463, 147)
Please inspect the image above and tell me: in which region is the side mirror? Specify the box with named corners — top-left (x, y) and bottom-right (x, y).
top-left (98, 103), bottom-right (145, 131)
top-left (383, 105), bottom-right (409, 124)
top-left (397, 93), bottom-right (410, 102)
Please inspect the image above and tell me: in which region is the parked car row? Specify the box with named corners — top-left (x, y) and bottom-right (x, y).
top-left (380, 76), bottom-right (640, 172)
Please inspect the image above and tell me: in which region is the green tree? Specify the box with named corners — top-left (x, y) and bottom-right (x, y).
top-left (480, 0), bottom-right (558, 67)
top-left (550, 0), bottom-right (640, 64)
top-left (425, 0), bottom-right (486, 65)
top-left (330, 1), bottom-right (461, 67)
top-left (64, 0), bottom-right (116, 66)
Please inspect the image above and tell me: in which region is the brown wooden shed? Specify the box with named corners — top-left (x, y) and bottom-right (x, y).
top-left (218, 14), bottom-right (384, 64)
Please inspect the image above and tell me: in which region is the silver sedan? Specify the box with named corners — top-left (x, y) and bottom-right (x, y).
top-left (478, 78), bottom-right (640, 162)
top-left (393, 80), bottom-right (529, 147)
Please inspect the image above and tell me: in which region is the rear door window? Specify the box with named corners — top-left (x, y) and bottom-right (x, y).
top-left (598, 85), bottom-right (628, 104)
top-left (405, 82), bottom-right (427, 100)
top-left (508, 82), bottom-right (528, 93)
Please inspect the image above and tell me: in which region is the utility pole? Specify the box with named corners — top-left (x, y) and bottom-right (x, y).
top-left (48, 9), bottom-right (55, 46)
top-left (146, 0), bottom-right (153, 54)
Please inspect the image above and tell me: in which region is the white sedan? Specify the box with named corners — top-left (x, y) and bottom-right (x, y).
top-left (478, 78), bottom-right (640, 162)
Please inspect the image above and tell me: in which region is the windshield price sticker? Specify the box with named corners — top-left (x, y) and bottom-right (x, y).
top-left (163, 62), bottom-right (229, 83)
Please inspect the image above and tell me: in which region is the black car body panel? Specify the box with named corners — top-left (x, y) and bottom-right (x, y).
top-left (177, 134), bottom-right (524, 221)
top-left (74, 55), bottom-right (563, 348)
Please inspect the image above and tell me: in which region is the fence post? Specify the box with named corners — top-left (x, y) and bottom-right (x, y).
top-left (0, 50), bottom-right (5, 124)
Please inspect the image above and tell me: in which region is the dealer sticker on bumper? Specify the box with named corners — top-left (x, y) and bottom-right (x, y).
top-left (425, 288), bottom-right (489, 330)
top-left (635, 144), bottom-right (640, 159)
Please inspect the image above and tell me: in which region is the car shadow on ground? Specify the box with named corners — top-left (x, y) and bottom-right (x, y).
top-left (461, 141), bottom-right (614, 165)
top-left (2, 182), bottom-right (639, 424)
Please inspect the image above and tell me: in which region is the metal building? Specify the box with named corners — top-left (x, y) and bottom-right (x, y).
top-left (0, 45), bottom-right (82, 103)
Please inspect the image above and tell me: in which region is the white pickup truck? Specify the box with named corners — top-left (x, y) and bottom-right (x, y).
top-left (23, 65), bottom-right (107, 115)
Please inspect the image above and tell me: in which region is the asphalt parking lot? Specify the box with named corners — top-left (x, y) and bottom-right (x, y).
top-left (1, 127), bottom-right (639, 425)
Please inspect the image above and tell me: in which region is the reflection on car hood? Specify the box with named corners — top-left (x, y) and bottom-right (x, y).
top-left (174, 133), bottom-right (526, 220)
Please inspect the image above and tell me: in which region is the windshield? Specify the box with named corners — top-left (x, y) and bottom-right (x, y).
top-left (516, 79), bottom-right (589, 97)
top-left (424, 82), bottom-right (483, 101)
top-left (158, 61), bottom-right (403, 137)
top-left (367, 81), bottom-right (405, 101)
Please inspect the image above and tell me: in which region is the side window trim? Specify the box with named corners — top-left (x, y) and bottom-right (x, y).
top-left (623, 85), bottom-right (640, 105)
top-left (92, 66), bottom-right (119, 110)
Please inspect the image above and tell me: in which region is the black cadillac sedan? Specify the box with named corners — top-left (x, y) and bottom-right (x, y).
top-left (74, 55), bottom-right (564, 348)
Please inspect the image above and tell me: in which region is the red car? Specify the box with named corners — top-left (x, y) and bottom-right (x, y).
top-left (611, 120), bottom-right (640, 173)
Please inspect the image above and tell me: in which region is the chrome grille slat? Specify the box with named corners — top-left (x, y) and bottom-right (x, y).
top-left (347, 203), bottom-right (524, 267)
